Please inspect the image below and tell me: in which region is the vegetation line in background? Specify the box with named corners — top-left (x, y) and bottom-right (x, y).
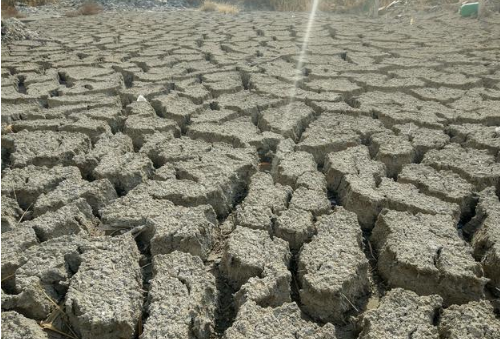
top-left (0, 0), bottom-right (484, 20)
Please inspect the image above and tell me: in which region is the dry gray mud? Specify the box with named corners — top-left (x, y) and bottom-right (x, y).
top-left (2, 8), bottom-right (500, 339)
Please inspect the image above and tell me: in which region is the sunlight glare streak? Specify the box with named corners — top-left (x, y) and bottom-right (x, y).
top-left (288, 0), bottom-right (321, 106)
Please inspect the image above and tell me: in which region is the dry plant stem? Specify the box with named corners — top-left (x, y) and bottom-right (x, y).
top-left (1, 274), bottom-right (15, 282)
top-left (41, 290), bottom-right (80, 339)
top-left (17, 203), bottom-right (33, 222)
top-left (340, 292), bottom-right (359, 312)
top-left (40, 324), bottom-right (79, 339)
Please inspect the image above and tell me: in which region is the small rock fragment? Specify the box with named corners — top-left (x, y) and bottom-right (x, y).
top-left (221, 226), bottom-right (291, 307)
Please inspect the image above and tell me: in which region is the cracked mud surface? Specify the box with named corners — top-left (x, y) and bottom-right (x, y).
top-left (2, 9), bottom-right (500, 339)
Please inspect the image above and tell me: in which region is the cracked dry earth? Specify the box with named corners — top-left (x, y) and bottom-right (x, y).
top-left (2, 8), bottom-right (500, 339)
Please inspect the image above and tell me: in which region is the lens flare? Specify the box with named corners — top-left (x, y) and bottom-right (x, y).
top-left (288, 0), bottom-right (321, 106)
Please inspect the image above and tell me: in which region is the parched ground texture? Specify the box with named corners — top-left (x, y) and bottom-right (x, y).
top-left (1, 8), bottom-right (500, 339)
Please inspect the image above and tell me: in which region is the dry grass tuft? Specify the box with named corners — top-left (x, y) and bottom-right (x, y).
top-left (65, 1), bottom-right (103, 17)
top-left (200, 0), bottom-right (218, 11)
top-left (268, 0), bottom-right (308, 11)
top-left (200, 1), bottom-right (240, 14)
top-left (1, 3), bottom-right (26, 18)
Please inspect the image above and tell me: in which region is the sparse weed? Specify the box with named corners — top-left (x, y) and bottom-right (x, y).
top-left (200, 1), bottom-right (240, 14)
top-left (200, 0), bottom-right (218, 11)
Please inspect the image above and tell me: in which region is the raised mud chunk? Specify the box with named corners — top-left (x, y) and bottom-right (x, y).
top-left (216, 91), bottom-right (284, 122)
top-left (393, 123), bottom-right (449, 161)
top-left (58, 117), bottom-right (113, 143)
top-left (303, 78), bottom-right (362, 95)
top-left (1, 165), bottom-right (82, 209)
top-left (118, 84), bottom-right (169, 106)
top-left (9, 118), bottom-right (66, 134)
top-left (1, 226), bottom-right (38, 278)
top-left (140, 136), bottom-right (212, 166)
top-left (142, 251), bottom-right (217, 339)
top-left (447, 123), bottom-right (500, 156)
top-left (73, 133), bottom-right (134, 176)
top-left (258, 102), bottom-right (315, 142)
top-left (5, 236), bottom-right (84, 319)
top-left (468, 187), bottom-right (500, 292)
top-left (299, 207), bottom-right (370, 323)
top-left (372, 210), bottom-right (487, 305)
top-left (138, 131), bottom-right (177, 166)
top-left (243, 172), bottom-right (292, 213)
top-left (438, 300), bottom-right (500, 339)
top-left (190, 108), bottom-right (240, 125)
top-left (33, 178), bottom-right (117, 216)
top-left (47, 94), bottom-right (121, 109)
top-left (202, 71), bottom-right (243, 97)
top-left (176, 81), bottom-right (211, 105)
top-left (1, 197), bottom-right (23, 233)
top-left (187, 117), bottom-right (268, 149)
top-left (93, 152), bottom-right (154, 193)
top-left (152, 163), bottom-right (177, 181)
top-left (223, 301), bottom-right (337, 339)
top-left (101, 192), bottom-right (217, 260)
top-left (422, 144), bottom-right (500, 191)
top-left (398, 164), bottom-right (475, 216)
top-left (272, 150), bottom-right (317, 188)
top-left (235, 172), bottom-right (292, 234)
top-left (296, 170), bottom-right (328, 192)
top-left (2, 130), bottom-right (91, 168)
top-left (151, 93), bottom-right (203, 130)
top-left (135, 138), bottom-right (257, 216)
top-left (125, 101), bottom-right (156, 117)
top-left (369, 131), bottom-right (415, 178)
top-left (22, 198), bottom-right (96, 241)
top-left (149, 203), bottom-right (217, 260)
top-left (289, 186), bottom-right (331, 217)
top-left (324, 145), bottom-right (386, 229)
top-left (221, 227), bottom-right (291, 307)
top-left (234, 204), bottom-right (274, 234)
top-left (233, 264), bottom-right (292, 310)
top-left (358, 288), bottom-right (442, 339)
top-left (1, 311), bottom-right (49, 339)
top-left (130, 179), bottom-right (233, 216)
top-left (68, 107), bottom-right (123, 133)
top-left (275, 208), bottom-right (315, 250)
top-left (65, 235), bottom-right (143, 339)
top-left (378, 178), bottom-right (461, 223)
top-left (297, 113), bottom-right (385, 165)
top-left (124, 114), bottom-right (180, 149)
top-left (357, 91), bottom-right (447, 129)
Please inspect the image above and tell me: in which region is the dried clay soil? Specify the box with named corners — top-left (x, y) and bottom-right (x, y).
top-left (1, 8), bottom-right (500, 339)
